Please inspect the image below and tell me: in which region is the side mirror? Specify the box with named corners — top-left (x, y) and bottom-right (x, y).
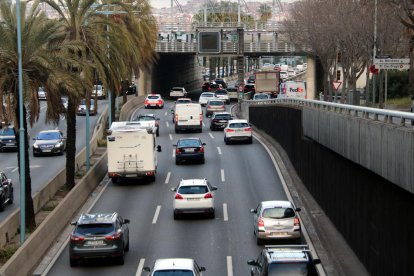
top-left (313, 258), bottom-right (321, 265)
top-left (170, 187), bottom-right (177, 192)
top-left (143, 267), bottom-right (151, 272)
top-left (157, 145), bottom-right (162, 152)
top-left (211, 186), bottom-right (218, 191)
top-left (250, 209), bottom-right (257, 213)
top-left (247, 260), bottom-right (258, 266)
top-left (70, 221), bottom-right (77, 226)
top-left (124, 219), bottom-right (130, 224)
top-left (202, 143), bottom-right (206, 146)
top-left (296, 207), bottom-right (301, 212)
top-left (200, 266), bottom-right (206, 272)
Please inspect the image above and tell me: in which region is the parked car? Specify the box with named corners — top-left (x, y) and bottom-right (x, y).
top-left (132, 113), bottom-right (160, 137)
top-left (144, 94), bottom-right (164, 109)
top-left (91, 84), bottom-right (105, 99)
top-left (143, 258), bottom-right (206, 275)
top-left (0, 171), bottom-right (13, 211)
top-left (69, 212), bottom-right (130, 266)
top-left (250, 200), bottom-right (301, 245)
top-left (224, 119), bottom-right (253, 144)
top-left (199, 92), bottom-right (215, 106)
top-left (32, 130), bottom-right (66, 156)
top-left (210, 112), bottom-right (232, 131)
top-left (169, 87), bottom-right (187, 99)
top-left (171, 179), bottom-right (217, 219)
top-left (77, 99), bottom-right (97, 116)
top-left (205, 99), bottom-right (225, 117)
top-left (174, 137), bottom-right (206, 165)
top-left (214, 89), bottom-right (230, 104)
top-left (253, 93), bottom-right (270, 101)
top-left (247, 245), bottom-right (320, 276)
top-left (214, 78), bottom-right (228, 88)
top-left (37, 87), bottom-right (47, 100)
top-left (0, 125), bottom-right (17, 152)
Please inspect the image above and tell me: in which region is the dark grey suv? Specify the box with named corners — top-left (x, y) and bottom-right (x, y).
top-left (69, 212), bottom-right (130, 266)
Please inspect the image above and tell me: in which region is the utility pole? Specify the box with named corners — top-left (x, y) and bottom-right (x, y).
top-left (372, 0), bottom-right (377, 105)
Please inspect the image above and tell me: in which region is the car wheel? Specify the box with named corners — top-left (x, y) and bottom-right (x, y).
top-left (200, 157), bottom-right (205, 164)
top-left (69, 257), bottom-right (79, 267)
top-left (156, 129), bottom-right (159, 137)
top-left (116, 251), bottom-right (125, 265)
top-left (33, 152), bottom-right (38, 157)
top-left (256, 237), bottom-right (264, 246)
top-left (224, 138), bottom-right (230, 145)
top-left (111, 177), bottom-right (118, 184)
top-left (144, 106), bottom-right (147, 109)
top-left (209, 210), bottom-right (215, 219)
top-left (210, 126), bottom-right (214, 131)
top-left (248, 137), bottom-right (253, 144)
top-left (198, 128), bottom-right (202, 133)
top-left (175, 159), bottom-right (180, 165)
top-left (60, 148), bottom-right (64, 155)
top-left (125, 239), bottom-right (130, 252)
top-left (0, 199), bottom-right (4, 212)
top-left (173, 211), bottom-right (179, 220)
top-left (7, 189), bottom-right (13, 204)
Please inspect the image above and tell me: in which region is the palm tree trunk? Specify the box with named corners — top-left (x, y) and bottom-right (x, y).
top-left (65, 97), bottom-right (77, 190)
top-left (14, 104), bottom-right (36, 230)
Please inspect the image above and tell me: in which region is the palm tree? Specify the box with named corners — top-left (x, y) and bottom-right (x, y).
top-left (0, 2), bottom-right (82, 230)
top-left (40, 0), bottom-right (158, 189)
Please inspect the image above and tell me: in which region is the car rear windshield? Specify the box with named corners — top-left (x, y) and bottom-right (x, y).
top-left (201, 93), bottom-right (214, 97)
top-left (255, 94), bottom-right (269, 99)
top-left (262, 207), bottom-right (295, 219)
top-left (148, 96), bottom-right (159, 99)
top-left (268, 263), bottom-right (309, 276)
top-left (178, 186), bottom-right (208, 194)
top-left (209, 101), bottom-right (224, 106)
top-left (0, 128), bottom-right (14, 136)
top-left (215, 114), bottom-right (231, 120)
top-left (178, 139), bottom-right (200, 147)
top-left (75, 223), bottom-right (114, 235)
top-left (229, 122), bottom-right (249, 128)
top-left (37, 132), bottom-right (61, 140)
top-left (153, 270), bottom-right (194, 276)
top-left (215, 91), bottom-right (227, 95)
top-left (177, 100), bottom-right (191, 103)
top-left (172, 88), bottom-right (183, 91)
top-left (137, 116), bottom-right (155, 121)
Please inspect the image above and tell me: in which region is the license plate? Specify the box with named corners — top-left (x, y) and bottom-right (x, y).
top-left (126, 174), bottom-right (137, 177)
top-left (272, 232), bottom-right (288, 236)
top-left (150, 104), bottom-right (156, 106)
top-left (185, 148), bottom-right (195, 153)
top-left (42, 149), bottom-right (51, 152)
top-left (86, 240), bottom-right (104, 246)
top-left (187, 198), bottom-right (200, 201)
top-left (6, 143), bottom-right (14, 146)
top-left (235, 129), bottom-right (243, 132)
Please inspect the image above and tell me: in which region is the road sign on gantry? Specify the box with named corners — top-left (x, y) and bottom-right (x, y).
top-left (374, 58), bottom-right (410, 70)
top-left (197, 31), bottom-right (222, 54)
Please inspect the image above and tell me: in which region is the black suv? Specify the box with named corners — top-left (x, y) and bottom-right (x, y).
top-left (0, 171), bottom-right (13, 211)
top-left (247, 245), bottom-right (320, 276)
top-left (0, 125), bottom-right (17, 152)
top-left (69, 212), bottom-right (130, 266)
top-left (214, 78), bottom-right (228, 89)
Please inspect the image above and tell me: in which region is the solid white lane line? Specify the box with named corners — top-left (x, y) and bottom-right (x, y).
top-left (227, 256), bottom-right (233, 276)
top-left (152, 205), bottom-right (161, 224)
top-left (165, 172), bottom-right (171, 184)
top-left (166, 121), bottom-right (170, 127)
top-left (169, 134), bottom-right (173, 140)
top-left (208, 133), bottom-right (214, 139)
top-left (202, 122), bottom-right (206, 127)
top-left (217, 147), bottom-right (222, 155)
top-left (164, 111), bottom-right (167, 116)
top-left (11, 167), bottom-right (18, 173)
top-left (223, 203), bottom-right (228, 221)
top-left (221, 169), bottom-right (225, 182)
top-left (135, 258), bottom-right (146, 276)
top-left (172, 149), bottom-right (176, 158)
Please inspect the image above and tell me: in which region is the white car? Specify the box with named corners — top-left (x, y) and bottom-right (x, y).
top-left (144, 94), bottom-right (164, 109)
top-left (215, 89), bottom-right (230, 104)
top-left (37, 87), bottom-right (47, 100)
top-left (77, 99), bottom-right (97, 116)
top-left (171, 179), bottom-right (217, 219)
top-left (199, 92), bottom-right (215, 106)
top-left (169, 87), bottom-right (187, 99)
top-left (91, 85), bottom-right (105, 99)
top-left (131, 114), bottom-right (160, 137)
top-left (224, 119), bottom-right (253, 144)
top-left (143, 258), bottom-right (206, 275)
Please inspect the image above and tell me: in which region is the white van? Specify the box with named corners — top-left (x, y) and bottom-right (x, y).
top-left (174, 103), bottom-right (203, 133)
top-left (107, 122), bottom-right (161, 183)
top-left (278, 81), bottom-right (307, 99)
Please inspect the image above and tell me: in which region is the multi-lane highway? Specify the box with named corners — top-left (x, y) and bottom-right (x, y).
top-left (0, 100), bottom-right (108, 220)
top-left (45, 100), bottom-right (298, 275)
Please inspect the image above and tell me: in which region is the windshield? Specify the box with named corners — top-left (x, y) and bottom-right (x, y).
top-left (75, 223), bottom-right (114, 235)
top-left (178, 186), bottom-right (208, 194)
top-left (148, 96), bottom-right (160, 99)
top-left (137, 116), bottom-right (155, 121)
top-left (178, 139), bottom-right (200, 147)
top-left (229, 123), bottom-right (249, 128)
top-left (262, 207), bottom-right (295, 219)
top-left (0, 128), bottom-right (14, 136)
top-left (215, 114), bottom-right (231, 120)
top-left (201, 93), bottom-right (214, 98)
top-left (267, 263), bottom-right (309, 276)
top-left (153, 270), bottom-right (194, 276)
top-left (37, 132), bottom-right (61, 140)
top-left (80, 99), bottom-right (95, 105)
top-left (215, 91), bottom-right (227, 95)
top-left (255, 94), bottom-right (269, 99)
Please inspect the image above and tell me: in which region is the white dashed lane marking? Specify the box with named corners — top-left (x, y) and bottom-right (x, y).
top-left (135, 258), bottom-right (145, 276)
top-left (227, 256), bottom-right (233, 276)
top-left (169, 134), bottom-right (173, 141)
top-left (217, 147), bottom-right (222, 155)
top-left (165, 172), bottom-right (171, 184)
top-left (223, 203), bottom-right (228, 221)
top-left (221, 169), bottom-right (225, 182)
top-left (208, 133), bottom-right (214, 139)
top-left (166, 121), bottom-right (169, 127)
top-left (152, 206), bottom-right (161, 224)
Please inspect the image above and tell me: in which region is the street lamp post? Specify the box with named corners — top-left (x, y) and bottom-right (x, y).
top-left (15, 0), bottom-right (26, 244)
top-left (373, 0), bottom-right (378, 105)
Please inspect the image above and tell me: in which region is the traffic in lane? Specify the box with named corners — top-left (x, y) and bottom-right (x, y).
top-left (46, 99), bottom-right (311, 275)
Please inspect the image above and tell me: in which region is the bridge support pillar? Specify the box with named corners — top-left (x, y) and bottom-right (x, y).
top-left (306, 56), bottom-right (316, 99)
top-left (137, 68), bottom-right (152, 96)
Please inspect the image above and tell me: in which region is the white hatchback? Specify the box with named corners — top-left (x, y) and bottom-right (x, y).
top-left (144, 258), bottom-right (206, 275)
top-left (199, 92), bottom-right (215, 106)
top-left (171, 179), bottom-right (217, 219)
top-left (224, 119), bottom-right (253, 144)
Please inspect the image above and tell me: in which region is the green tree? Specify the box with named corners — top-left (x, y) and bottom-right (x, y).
top-left (40, 0), bottom-right (158, 189)
top-left (0, 2), bottom-right (82, 230)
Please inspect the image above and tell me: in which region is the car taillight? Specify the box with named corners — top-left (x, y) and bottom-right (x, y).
top-left (144, 100), bottom-right (149, 104)
top-left (244, 127), bottom-right (252, 131)
top-left (175, 194), bottom-right (184, 200)
top-left (204, 193), bottom-right (213, 199)
top-left (208, 87), bottom-right (211, 91)
top-left (158, 100), bottom-right (162, 104)
top-left (175, 114), bottom-right (178, 123)
top-left (294, 217), bottom-right (300, 226)
top-left (220, 105), bottom-right (225, 108)
top-left (226, 129), bottom-right (235, 132)
top-left (70, 234), bottom-right (84, 242)
top-left (175, 148), bottom-right (181, 154)
top-left (200, 113), bottom-right (203, 121)
top-left (105, 231), bottom-right (122, 240)
top-left (199, 147), bottom-right (204, 153)
top-left (258, 218), bottom-right (265, 227)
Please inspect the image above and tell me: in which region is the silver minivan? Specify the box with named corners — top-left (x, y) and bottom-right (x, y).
top-left (250, 200), bottom-right (301, 245)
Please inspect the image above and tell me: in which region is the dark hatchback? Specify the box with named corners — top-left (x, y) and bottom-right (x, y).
top-left (69, 213), bottom-right (130, 266)
top-left (174, 138), bottom-right (206, 165)
top-left (210, 112), bottom-right (233, 130)
top-left (0, 126), bottom-right (17, 152)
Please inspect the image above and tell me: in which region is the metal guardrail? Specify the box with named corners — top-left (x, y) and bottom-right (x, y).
top-left (244, 98), bottom-right (414, 126)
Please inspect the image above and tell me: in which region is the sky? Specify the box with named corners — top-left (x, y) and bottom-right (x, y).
top-left (150, 0), bottom-right (297, 9)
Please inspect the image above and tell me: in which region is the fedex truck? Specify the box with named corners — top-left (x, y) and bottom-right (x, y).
top-left (107, 122), bottom-right (161, 183)
top-left (278, 81), bottom-right (307, 99)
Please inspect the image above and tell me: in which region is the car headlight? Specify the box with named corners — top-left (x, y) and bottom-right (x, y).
top-left (33, 144), bottom-right (39, 148)
top-left (55, 142), bottom-right (63, 148)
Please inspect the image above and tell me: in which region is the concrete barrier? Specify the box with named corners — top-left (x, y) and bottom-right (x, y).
top-left (119, 95), bottom-right (146, 121)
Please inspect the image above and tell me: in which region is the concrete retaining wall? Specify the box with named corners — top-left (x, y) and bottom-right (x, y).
top-left (302, 107), bottom-right (414, 193)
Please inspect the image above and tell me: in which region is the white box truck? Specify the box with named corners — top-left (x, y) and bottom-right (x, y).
top-left (107, 122), bottom-right (161, 183)
top-left (254, 71), bottom-right (280, 98)
top-left (174, 103), bottom-right (203, 133)
top-left (278, 81), bottom-right (307, 99)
